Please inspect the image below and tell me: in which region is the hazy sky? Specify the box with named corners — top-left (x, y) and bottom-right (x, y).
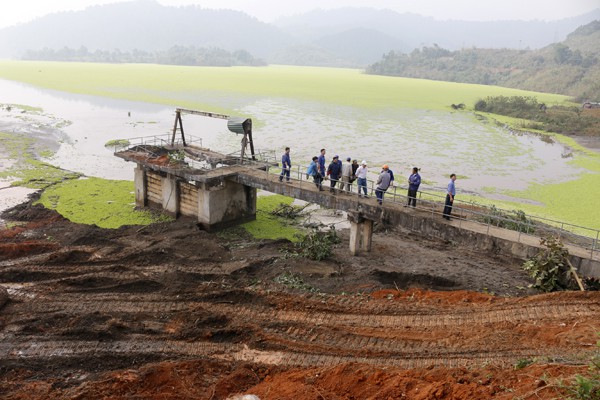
top-left (1, 0), bottom-right (598, 29)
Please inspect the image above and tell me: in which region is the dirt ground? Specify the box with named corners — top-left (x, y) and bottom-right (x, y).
top-left (1, 199), bottom-right (599, 400)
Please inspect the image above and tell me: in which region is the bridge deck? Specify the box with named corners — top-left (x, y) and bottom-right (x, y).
top-left (234, 169), bottom-right (599, 271)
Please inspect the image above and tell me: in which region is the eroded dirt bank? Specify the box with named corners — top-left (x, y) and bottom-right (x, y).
top-left (0, 202), bottom-right (599, 399)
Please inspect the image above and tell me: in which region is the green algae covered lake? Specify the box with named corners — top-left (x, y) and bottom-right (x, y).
top-left (0, 61), bottom-right (599, 232)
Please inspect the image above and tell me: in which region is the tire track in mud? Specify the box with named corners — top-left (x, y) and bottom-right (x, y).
top-left (1, 291), bottom-right (598, 369)
top-left (0, 337), bottom-right (572, 369)
top-left (11, 298), bottom-right (600, 328)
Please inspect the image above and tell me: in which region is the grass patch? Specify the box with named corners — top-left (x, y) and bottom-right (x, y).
top-left (36, 177), bottom-right (172, 228)
top-left (504, 173), bottom-right (600, 232)
top-left (0, 131), bottom-right (30, 160)
top-left (0, 131), bottom-right (80, 188)
top-left (104, 139), bottom-right (131, 148)
top-left (240, 194), bottom-right (303, 241)
top-left (10, 160), bottom-right (81, 189)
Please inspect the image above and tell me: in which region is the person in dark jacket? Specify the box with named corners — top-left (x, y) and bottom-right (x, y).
top-left (350, 160), bottom-right (359, 184)
top-left (306, 156), bottom-right (323, 190)
top-left (279, 147), bottom-right (291, 183)
top-left (407, 167), bottom-right (421, 207)
top-left (327, 155), bottom-right (342, 193)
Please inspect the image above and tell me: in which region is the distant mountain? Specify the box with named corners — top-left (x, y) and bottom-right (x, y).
top-left (0, 0), bottom-right (293, 59)
top-left (274, 7), bottom-right (600, 51)
top-left (1, 1), bottom-right (599, 69)
top-left (313, 28), bottom-right (407, 67)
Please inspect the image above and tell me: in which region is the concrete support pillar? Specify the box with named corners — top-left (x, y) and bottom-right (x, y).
top-left (362, 218), bottom-right (373, 252)
top-left (348, 212), bottom-right (374, 256)
top-left (196, 179), bottom-right (257, 231)
top-left (161, 175), bottom-right (180, 217)
top-left (134, 165), bottom-right (147, 208)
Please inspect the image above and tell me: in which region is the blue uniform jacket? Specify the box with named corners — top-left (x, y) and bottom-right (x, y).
top-left (409, 173), bottom-right (421, 191)
top-left (281, 153), bottom-right (291, 168)
top-left (318, 155), bottom-right (326, 177)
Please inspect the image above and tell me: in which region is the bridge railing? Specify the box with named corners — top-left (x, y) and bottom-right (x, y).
top-left (258, 159), bottom-right (599, 259)
top-left (108, 134), bottom-right (203, 151)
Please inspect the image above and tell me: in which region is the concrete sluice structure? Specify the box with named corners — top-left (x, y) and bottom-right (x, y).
top-left (115, 143), bottom-right (265, 232)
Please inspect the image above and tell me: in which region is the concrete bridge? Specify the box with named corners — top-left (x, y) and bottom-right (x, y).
top-left (115, 142), bottom-right (600, 278)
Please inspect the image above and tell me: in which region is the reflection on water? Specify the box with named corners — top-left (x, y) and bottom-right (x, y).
top-left (0, 79), bottom-right (583, 203)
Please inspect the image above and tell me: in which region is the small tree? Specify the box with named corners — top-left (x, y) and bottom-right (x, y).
top-left (523, 237), bottom-right (576, 292)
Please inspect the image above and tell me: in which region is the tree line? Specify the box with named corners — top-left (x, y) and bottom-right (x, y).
top-left (21, 46), bottom-right (267, 67)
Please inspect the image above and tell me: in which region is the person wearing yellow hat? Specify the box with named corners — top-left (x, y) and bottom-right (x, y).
top-left (375, 164), bottom-right (392, 205)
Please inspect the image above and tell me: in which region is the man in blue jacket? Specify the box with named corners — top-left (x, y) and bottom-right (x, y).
top-left (407, 167), bottom-right (421, 207)
top-left (318, 148), bottom-right (326, 179)
top-left (443, 173), bottom-right (457, 220)
top-left (279, 147), bottom-right (291, 183)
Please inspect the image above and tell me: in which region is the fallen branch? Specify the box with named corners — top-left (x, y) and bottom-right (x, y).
top-left (566, 258), bottom-right (585, 291)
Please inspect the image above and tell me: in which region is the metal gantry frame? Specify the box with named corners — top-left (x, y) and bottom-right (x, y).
top-left (171, 108), bottom-right (256, 162)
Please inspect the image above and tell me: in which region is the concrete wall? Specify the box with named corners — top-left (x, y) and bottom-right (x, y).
top-left (196, 180), bottom-right (256, 231)
top-left (380, 208), bottom-right (600, 278)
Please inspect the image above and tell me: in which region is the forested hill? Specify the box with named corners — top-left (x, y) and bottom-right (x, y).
top-left (365, 21), bottom-right (600, 101)
top-left (1, 0), bottom-right (599, 68)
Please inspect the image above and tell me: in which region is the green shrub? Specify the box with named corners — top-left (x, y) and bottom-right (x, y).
top-left (522, 236), bottom-right (577, 292)
top-left (293, 226), bottom-right (341, 261)
top-left (480, 205), bottom-right (535, 234)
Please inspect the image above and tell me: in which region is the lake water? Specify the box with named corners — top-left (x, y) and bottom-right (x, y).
top-left (0, 78), bottom-right (584, 203)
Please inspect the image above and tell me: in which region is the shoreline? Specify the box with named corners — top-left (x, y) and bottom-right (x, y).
top-left (571, 134), bottom-right (600, 154)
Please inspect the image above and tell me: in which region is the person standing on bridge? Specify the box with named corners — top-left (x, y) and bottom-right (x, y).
top-left (407, 167), bottom-right (421, 207)
top-left (375, 165), bottom-right (392, 205)
top-left (341, 157), bottom-right (353, 193)
top-left (386, 167), bottom-right (395, 187)
top-left (350, 160), bottom-right (359, 186)
top-left (443, 173), bottom-right (457, 220)
top-left (327, 155), bottom-right (342, 193)
top-left (355, 160), bottom-right (368, 197)
top-left (318, 149), bottom-right (326, 180)
top-left (306, 156), bottom-right (324, 191)
top-left (279, 147), bottom-right (291, 183)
